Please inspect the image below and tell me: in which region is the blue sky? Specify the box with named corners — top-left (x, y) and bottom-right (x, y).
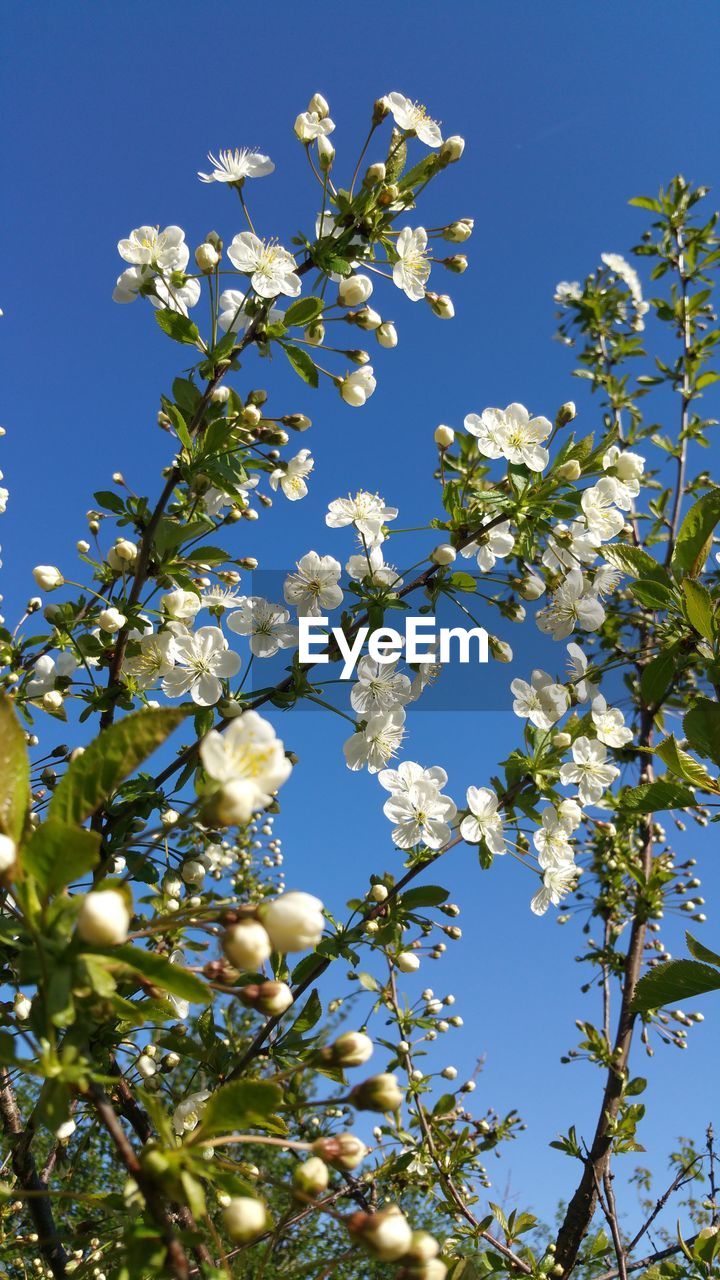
top-left (2, 0), bottom-right (720, 1233)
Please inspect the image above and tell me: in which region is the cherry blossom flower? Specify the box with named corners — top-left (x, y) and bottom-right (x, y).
top-left (343, 708), bottom-right (406, 772)
top-left (461, 520), bottom-right (515, 572)
top-left (112, 265), bottom-right (153, 304)
top-left (150, 274), bottom-right (202, 316)
top-left (536, 569), bottom-right (606, 640)
top-left (581, 478), bottom-right (625, 541)
top-left (350, 657), bottom-right (412, 715)
top-left (542, 521), bottom-right (600, 572)
top-left (511, 670), bottom-right (570, 729)
top-left (601, 252), bottom-right (649, 329)
top-left (566, 643), bottom-right (599, 703)
top-left (554, 281), bottom-right (582, 304)
top-left (393, 227), bottom-right (430, 301)
top-left (591, 694), bottom-right (633, 748)
top-left (217, 289), bottom-right (284, 335)
top-left (26, 652), bottom-right (78, 697)
top-left (283, 552), bottom-right (343, 617)
top-left (118, 225), bottom-right (189, 271)
top-left (531, 860), bottom-right (579, 915)
top-left (383, 779), bottom-right (457, 850)
top-left (559, 735), bottom-right (620, 805)
top-left (603, 445), bottom-right (645, 497)
top-left (326, 492), bottom-right (398, 546)
top-left (386, 93), bottom-right (443, 147)
top-left (123, 631), bottom-right (176, 691)
top-left (198, 148), bottom-right (275, 184)
top-left (460, 786), bottom-right (506, 853)
top-left (227, 597), bottom-right (297, 658)
top-left (200, 709), bottom-right (292, 806)
top-left (532, 808), bottom-right (575, 862)
top-left (294, 111), bottom-right (335, 142)
top-left (162, 626), bottom-right (241, 706)
top-left (200, 586), bottom-right (247, 612)
top-left (378, 762), bottom-right (450, 794)
top-left (463, 408), bottom-right (505, 459)
top-left (346, 544), bottom-right (403, 588)
top-left (495, 403), bottom-right (552, 472)
top-left (270, 449), bottom-right (314, 501)
top-left (173, 1091), bottom-right (211, 1136)
top-left (339, 366), bottom-right (377, 407)
top-left (227, 233), bottom-right (301, 300)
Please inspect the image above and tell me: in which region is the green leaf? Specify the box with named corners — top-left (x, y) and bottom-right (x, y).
top-left (401, 885), bottom-right (450, 909)
top-left (631, 579), bottom-right (674, 610)
top-left (686, 931), bottom-right (720, 967)
top-left (628, 195), bottom-right (661, 212)
top-left (164, 403), bottom-right (192, 451)
top-left (289, 989), bottom-right (322, 1035)
top-left (602, 543), bottom-right (670, 583)
top-left (0, 696), bottom-right (29, 843)
top-left (282, 344), bottom-right (319, 388)
top-left (49, 708), bottom-right (187, 826)
top-left (448, 572), bottom-right (477, 593)
top-left (154, 309), bottom-right (202, 347)
top-left (620, 779), bottom-right (694, 815)
top-left (284, 297), bottom-right (325, 328)
top-left (684, 698), bottom-right (720, 766)
top-left (671, 490), bottom-right (720, 577)
top-left (631, 959), bottom-right (720, 1013)
top-left (682, 580), bottom-right (715, 641)
top-left (656, 734), bottom-right (719, 791)
top-left (23, 821), bottom-right (101, 898)
top-left (640, 649), bottom-right (676, 707)
top-left (197, 1080), bottom-right (285, 1138)
top-left (111, 945), bottom-right (209, 1004)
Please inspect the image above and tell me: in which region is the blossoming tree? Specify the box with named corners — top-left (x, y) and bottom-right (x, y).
top-left (1, 94), bottom-right (719, 1280)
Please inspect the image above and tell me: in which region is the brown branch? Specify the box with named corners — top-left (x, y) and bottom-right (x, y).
top-left (88, 1083), bottom-right (191, 1280)
top-left (0, 1068), bottom-right (68, 1278)
top-left (593, 1232), bottom-right (703, 1280)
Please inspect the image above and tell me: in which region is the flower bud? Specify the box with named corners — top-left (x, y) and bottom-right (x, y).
top-left (489, 636), bottom-right (513, 662)
top-left (0, 834), bottom-right (17, 876)
top-left (370, 883), bottom-right (388, 902)
top-left (313, 1131), bottom-right (367, 1170)
top-left (348, 1206), bottom-right (413, 1261)
top-left (376, 322), bottom-right (398, 348)
top-left (222, 1196), bottom-right (268, 1244)
top-left (161, 588), bottom-right (201, 620)
top-left (14, 993), bottom-right (32, 1020)
top-left (556, 401), bottom-right (577, 427)
top-left (107, 539), bottom-right (138, 570)
top-left (443, 219), bottom-right (474, 242)
top-left (222, 920), bottom-right (272, 970)
top-left (439, 135), bottom-right (465, 164)
top-left (372, 96), bottom-right (391, 124)
top-left (211, 385), bottom-right (230, 404)
top-left (317, 135), bottom-right (335, 170)
top-left (239, 980), bottom-right (293, 1015)
top-left (308, 93), bottom-right (329, 119)
top-left (349, 1072), bottom-right (403, 1113)
top-left (98, 607), bottom-right (127, 634)
top-left (426, 292), bottom-right (454, 319)
top-left (431, 543), bottom-right (456, 566)
top-left (353, 306), bottom-right (382, 331)
top-left (328, 1030), bottom-right (374, 1067)
top-left (364, 162), bottom-right (386, 186)
top-left (77, 889), bottom-right (130, 947)
top-left (76, 540), bottom-right (90, 554)
top-left (518, 572), bottom-right (545, 601)
top-left (33, 565), bottom-right (63, 591)
top-left (195, 243), bottom-right (220, 273)
top-left (442, 255), bottom-right (468, 274)
top-left (208, 780), bottom-right (259, 826)
top-left (304, 321), bottom-right (325, 346)
top-left (553, 732), bottom-right (572, 749)
top-left (293, 1156), bottom-right (329, 1197)
top-left (397, 951), bottom-right (420, 973)
top-left (434, 424), bottom-right (455, 449)
top-left (406, 1230), bottom-right (440, 1262)
top-left (338, 275), bottom-right (373, 308)
top-left (556, 460), bottom-right (581, 482)
top-left (137, 1054), bottom-right (157, 1079)
top-left (43, 690), bottom-right (64, 712)
top-left (259, 891), bottom-right (324, 952)
top-left (281, 414), bottom-right (312, 431)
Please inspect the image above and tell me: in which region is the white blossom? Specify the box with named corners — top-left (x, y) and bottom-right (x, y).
top-left (118, 225), bottom-right (189, 271)
top-left (283, 552), bottom-right (343, 617)
top-left (227, 233), bottom-right (301, 299)
top-left (536, 569), bottom-right (606, 640)
top-left (386, 93), bottom-right (443, 147)
top-left (531, 860), bottom-right (579, 915)
top-left (511, 670), bottom-right (569, 729)
top-left (198, 148), bottom-right (274, 184)
top-left (559, 735), bottom-right (620, 805)
top-left (295, 111), bottom-right (335, 142)
top-left (460, 786), bottom-right (506, 853)
top-left (173, 1091), bottom-right (211, 1136)
top-left (162, 626), bottom-right (241, 706)
top-left (591, 694), bottom-right (633, 748)
top-left (461, 520), bottom-right (515, 572)
top-left (227, 597), bottom-right (297, 658)
top-left (340, 366), bottom-right (377, 407)
top-left (26, 652), bottom-right (78, 697)
top-left (123, 630), bottom-right (176, 691)
top-left (383, 779), bottom-right (457, 850)
top-left (270, 449), bottom-right (314, 501)
top-left (200, 709), bottom-right (292, 807)
top-left (393, 227), bottom-right (430, 301)
top-left (350, 657), bottom-right (412, 715)
top-left (346, 544), bottom-right (403, 588)
top-left (326, 492), bottom-right (397, 546)
top-left (581, 478), bottom-right (625, 541)
top-left (344, 708), bottom-right (406, 772)
top-left (566, 642), bottom-right (599, 703)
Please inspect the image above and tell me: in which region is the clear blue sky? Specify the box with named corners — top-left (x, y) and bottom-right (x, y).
top-left (2, 0), bottom-right (720, 1233)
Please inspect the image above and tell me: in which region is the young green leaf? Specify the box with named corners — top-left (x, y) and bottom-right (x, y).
top-left (112, 945), bottom-right (209, 1004)
top-left (0, 696), bottom-right (30, 843)
top-left (196, 1080), bottom-right (285, 1137)
top-left (631, 959), bottom-right (720, 1013)
top-left (282, 344), bottom-right (319, 388)
top-left (154, 309), bottom-right (202, 347)
top-left (49, 708), bottom-right (188, 826)
top-left (671, 490), bottom-right (720, 577)
top-left (23, 821), bottom-right (101, 898)
top-left (683, 697), bottom-right (720, 766)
